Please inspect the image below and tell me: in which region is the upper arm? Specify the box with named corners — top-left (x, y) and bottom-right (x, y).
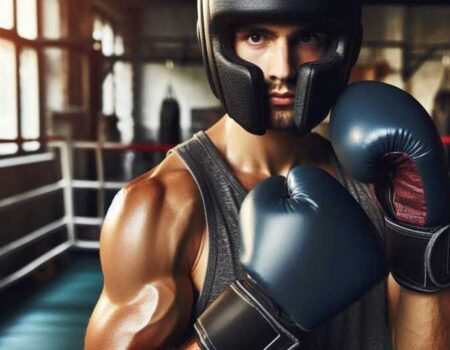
top-left (85, 169), bottom-right (204, 349)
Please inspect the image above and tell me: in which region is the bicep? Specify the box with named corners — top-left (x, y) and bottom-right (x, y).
top-left (85, 186), bottom-right (198, 349)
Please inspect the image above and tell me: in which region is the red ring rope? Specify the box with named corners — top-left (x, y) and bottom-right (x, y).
top-left (1, 136), bottom-right (450, 148)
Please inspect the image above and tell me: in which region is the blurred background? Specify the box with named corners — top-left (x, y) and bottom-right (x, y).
top-left (0, 0), bottom-right (449, 349)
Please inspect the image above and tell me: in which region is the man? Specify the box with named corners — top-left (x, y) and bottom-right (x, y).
top-left (85, 0), bottom-right (450, 349)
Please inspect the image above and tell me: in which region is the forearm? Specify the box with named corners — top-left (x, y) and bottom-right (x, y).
top-left (393, 287), bottom-right (450, 350)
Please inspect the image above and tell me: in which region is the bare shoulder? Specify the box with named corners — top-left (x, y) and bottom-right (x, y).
top-left (123, 151), bottom-right (201, 213)
top-left (99, 151), bottom-right (205, 299)
top-left (85, 152), bottom-right (204, 349)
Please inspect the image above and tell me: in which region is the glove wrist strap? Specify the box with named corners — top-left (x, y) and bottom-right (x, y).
top-left (194, 280), bottom-right (301, 350)
top-left (385, 217), bottom-right (450, 292)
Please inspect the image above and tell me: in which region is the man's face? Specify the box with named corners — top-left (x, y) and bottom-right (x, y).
top-left (234, 23), bottom-right (329, 130)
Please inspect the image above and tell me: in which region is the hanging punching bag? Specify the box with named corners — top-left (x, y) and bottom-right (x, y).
top-left (159, 86), bottom-right (180, 145)
top-left (432, 55), bottom-right (450, 164)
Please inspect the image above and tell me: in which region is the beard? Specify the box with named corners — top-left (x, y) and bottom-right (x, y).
top-left (269, 106), bottom-right (295, 130)
top-left (267, 79), bottom-right (296, 131)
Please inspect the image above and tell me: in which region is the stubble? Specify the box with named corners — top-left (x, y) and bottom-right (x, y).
top-left (270, 106), bottom-right (295, 130)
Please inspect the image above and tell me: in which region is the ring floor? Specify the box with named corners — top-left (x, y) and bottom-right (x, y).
top-left (0, 252), bottom-right (103, 350)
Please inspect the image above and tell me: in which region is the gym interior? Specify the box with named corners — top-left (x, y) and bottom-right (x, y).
top-left (0, 0), bottom-right (449, 349)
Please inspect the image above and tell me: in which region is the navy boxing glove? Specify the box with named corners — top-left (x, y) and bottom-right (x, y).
top-left (194, 167), bottom-right (387, 349)
top-left (330, 81), bottom-right (450, 292)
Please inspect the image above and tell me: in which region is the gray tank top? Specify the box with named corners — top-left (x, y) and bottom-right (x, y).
top-left (174, 131), bottom-right (390, 350)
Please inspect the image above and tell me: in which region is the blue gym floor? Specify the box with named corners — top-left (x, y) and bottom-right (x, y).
top-left (0, 252), bottom-right (103, 350)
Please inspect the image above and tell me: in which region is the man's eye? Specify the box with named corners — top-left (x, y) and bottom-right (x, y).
top-left (300, 32), bottom-right (321, 44)
top-left (298, 31), bottom-right (326, 47)
top-left (247, 33), bottom-right (263, 44)
top-left (300, 33), bottom-right (313, 43)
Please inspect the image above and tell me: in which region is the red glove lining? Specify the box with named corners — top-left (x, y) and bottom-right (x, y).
top-left (379, 153), bottom-right (426, 227)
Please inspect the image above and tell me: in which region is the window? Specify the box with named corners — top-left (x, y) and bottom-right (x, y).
top-left (94, 14), bottom-right (134, 143)
top-left (0, 39), bottom-right (18, 154)
top-left (114, 62), bottom-right (134, 143)
top-left (0, 0), bottom-right (41, 155)
top-left (43, 48), bottom-right (67, 111)
top-left (93, 16), bottom-right (115, 57)
top-left (0, 0), bottom-right (76, 156)
top-left (0, 0), bottom-right (14, 30)
top-left (42, 0), bottom-right (61, 39)
top-left (102, 72), bottom-right (115, 116)
top-left (20, 48), bottom-right (40, 151)
top-left (114, 36), bottom-right (125, 56)
top-left (17, 0), bottom-right (38, 39)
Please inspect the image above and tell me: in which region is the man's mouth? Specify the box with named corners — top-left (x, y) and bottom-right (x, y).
top-left (270, 91), bottom-right (295, 107)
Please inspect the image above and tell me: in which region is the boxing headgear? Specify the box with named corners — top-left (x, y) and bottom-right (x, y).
top-left (197, 0), bottom-right (362, 135)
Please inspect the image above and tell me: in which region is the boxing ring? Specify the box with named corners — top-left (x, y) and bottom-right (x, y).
top-left (1, 134), bottom-right (450, 292)
top-left (0, 133), bottom-right (449, 348)
top-left (0, 138), bottom-right (173, 291)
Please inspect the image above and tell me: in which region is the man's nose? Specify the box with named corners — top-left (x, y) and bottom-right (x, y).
top-left (268, 40), bottom-right (295, 82)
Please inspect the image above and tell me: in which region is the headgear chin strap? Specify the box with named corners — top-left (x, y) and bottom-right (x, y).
top-left (197, 0), bottom-right (362, 135)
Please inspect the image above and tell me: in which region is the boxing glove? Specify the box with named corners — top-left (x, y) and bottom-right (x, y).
top-left (330, 81), bottom-right (450, 292)
top-left (194, 166), bottom-right (388, 349)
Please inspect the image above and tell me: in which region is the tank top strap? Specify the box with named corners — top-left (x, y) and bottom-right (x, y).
top-left (173, 131), bottom-right (247, 316)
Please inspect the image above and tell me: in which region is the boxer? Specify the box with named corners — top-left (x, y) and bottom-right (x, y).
top-left (85, 0), bottom-right (450, 349)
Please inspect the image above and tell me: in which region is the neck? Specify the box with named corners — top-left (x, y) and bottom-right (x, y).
top-left (207, 115), bottom-right (328, 179)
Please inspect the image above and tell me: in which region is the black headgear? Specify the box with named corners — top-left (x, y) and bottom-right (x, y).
top-left (197, 0), bottom-right (362, 135)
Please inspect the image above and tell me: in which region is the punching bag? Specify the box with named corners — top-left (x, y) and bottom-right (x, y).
top-left (159, 86), bottom-right (180, 145)
top-left (432, 55), bottom-right (450, 164)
